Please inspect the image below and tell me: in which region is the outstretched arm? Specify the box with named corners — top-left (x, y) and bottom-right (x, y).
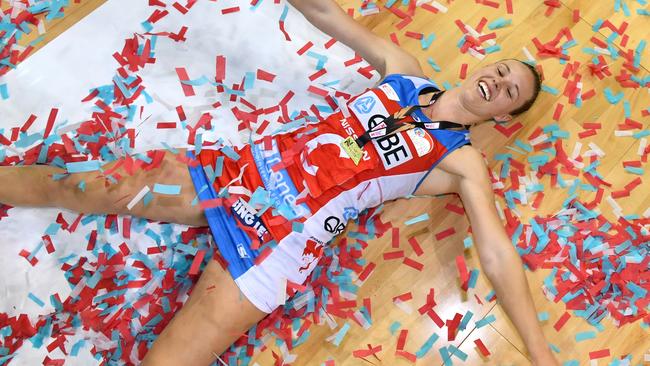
top-left (420, 147), bottom-right (559, 365)
top-left (286, 0), bottom-right (425, 79)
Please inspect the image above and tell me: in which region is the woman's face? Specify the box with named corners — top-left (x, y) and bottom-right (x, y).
top-left (459, 59), bottom-right (537, 122)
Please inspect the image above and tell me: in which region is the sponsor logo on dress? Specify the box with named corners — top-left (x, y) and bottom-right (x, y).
top-left (231, 197), bottom-right (269, 241)
top-left (378, 83), bottom-right (400, 101)
top-left (236, 243), bottom-right (250, 258)
top-left (253, 141), bottom-right (310, 219)
top-left (298, 239), bottom-right (324, 273)
top-left (347, 90), bottom-right (414, 170)
top-left (367, 114), bottom-right (413, 170)
top-left (324, 216), bottom-right (346, 235)
top-left (343, 207), bottom-right (360, 221)
top-left (353, 96), bottom-right (376, 114)
top-left (406, 127), bottom-right (434, 157)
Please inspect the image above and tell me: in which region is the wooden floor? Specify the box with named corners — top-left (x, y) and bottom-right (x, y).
top-left (8, 0), bottom-right (649, 365)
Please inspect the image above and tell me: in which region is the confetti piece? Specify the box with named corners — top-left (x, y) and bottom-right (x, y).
top-left (435, 227), bottom-right (455, 240)
top-left (352, 344), bottom-right (382, 359)
top-left (153, 183), bottom-right (182, 195)
top-left (459, 63), bottom-right (468, 79)
top-left (383, 250), bottom-right (405, 260)
top-left (474, 338), bottom-right (490, 357)
top-left (553, 311), bottom-right (571, 331)
top-left (404, 213), bottom-right (429, 225)
top-left (221, 6), bottom-right (240, 14)
top-left (475, 314), bottom-right (495, 328)
top-left (575, 331), bottom-right (597, 342)
top-left (389, 321), bottom-right (401, 335)
top-left (65, 160), bottom-right (102, 173)
top-left (175, 67), bottom-right (196, 96)
top-left (0, 83), bottom-right (9, 100)
top-left (402, 257), bottom-right (424, 271)
top-left (487, 18), bottom-right (511, 30)
top-left (329, 322), bottom-right (351, 347)
top-left (407, 236), bottom-right (424, 256)
top-left (28, 293), bottom-right (45, 307)
top-left (127, 186), bottom-right (151, 210)
top-left (188, 250), bottom-right (206, 275)
top-left (589, 349), bottom-right (610, 360)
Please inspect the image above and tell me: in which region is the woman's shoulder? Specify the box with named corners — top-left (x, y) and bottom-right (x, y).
top-left (377, 73), bottom-right (439, 91)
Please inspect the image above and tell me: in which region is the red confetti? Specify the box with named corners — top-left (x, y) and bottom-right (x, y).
top-left (391, 227), bottom-right (400, 248)
top-left (308, 68), bottom-right (327, 81)
top-left (42, 235), bottom-right (55, 254)
top-left (446, 312), bottom-right (462, 341)
top-left (402, 257), bottom-right (424, 271)
top-left (552, 103), bottom-right (564, 121)
top-left (459, 63), bottom-right (468, 80)
top-left (426, 309), bottom-right (445, 328)
top-left (44, 108), bottom-right (58, 139)
top-left (383, 250), bottom-right (405, 260)
top-left (480, 0), bottom-right (499, 9)
top-left (188, 250), bottom-right (206, 275)
top-left (352, 344), bottom-right (382, 359)
top-left (474, 338), bottom-right (491, 356)
top-left (435, 227), bottom-right (455, 241)
top-left (215, 55), bottom-right (226, 82)
top-left (175, 67), bottom-right (195, 97)
top-left (221, 6), bottom-right (240, 14)
top-left (20, 114), bottom-right (37, 133)
top-left (589, 349), bottom-right (610, 359)
top-left (444, 202), bottom-right (464, 215)
top-left (494, 121), bottom-right (523, 138)
top-left (553, 311), bottom-right (570, 331)
top-left (395, 350), bottom-right (417, 363)
top-left (393, 292), bottom-right (413, 302)
top-left (172, 2), bottom-right (188, 14)
top-left (407, 236), bottom-right (424, 256)
top-left (456, 255), bottom-right (469, 288)
top-left (156, 122), bottom-right (176, 129)
top-left (297, 41), bottom-right (313, 55)
top-left (572, 9), bottom-right (580, 23)
top-left (396, 329), bottom-right (408, 350)
top-left (257, 68), bottom-right (276, 82)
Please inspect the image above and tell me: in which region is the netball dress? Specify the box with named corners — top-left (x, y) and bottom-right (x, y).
top-left (187, 74), bottom-right (471, 313)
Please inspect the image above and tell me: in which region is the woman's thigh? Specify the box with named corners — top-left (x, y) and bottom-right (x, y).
top-left (141, 258), bottom-right (269, 366)
top-left (53, 148), bottom-right (207, 227)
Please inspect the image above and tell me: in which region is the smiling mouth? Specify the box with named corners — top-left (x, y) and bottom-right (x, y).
top-left (478, 80), bottom-right (491, 101)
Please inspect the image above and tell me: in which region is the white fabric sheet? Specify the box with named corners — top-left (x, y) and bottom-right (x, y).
top-left (0, 0), bottom-right (378, 364)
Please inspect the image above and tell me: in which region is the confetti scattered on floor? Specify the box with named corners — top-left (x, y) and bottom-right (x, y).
top-left (1, 0), bottom-right (649, 365)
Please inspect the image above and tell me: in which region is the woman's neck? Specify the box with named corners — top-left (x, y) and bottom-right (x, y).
top-left (423, 89), bottom-right (482, 125)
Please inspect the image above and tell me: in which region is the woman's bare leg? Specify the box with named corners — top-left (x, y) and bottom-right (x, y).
top-left (1, 149), bottom-right (270, 364)
top-left (141, 259), bottom-right (269, 366)
top-left (0, 148), bottom-right (206, 226)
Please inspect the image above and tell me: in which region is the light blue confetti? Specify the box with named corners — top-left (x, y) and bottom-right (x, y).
top-left (65, 160), bottom-right (102, 173)
top-left (475, 314), bottom-right (496, 328)
top-left (389, 321), bottom-right (401, 335)
top-left (575, 331), bottom-right (596, 342)
top-left (153, 183), bottom-right (181, 195)
top-left (404, 213), bottom-right (429, 225)
top-left (415, 333), bottom-right (440, 358)
top-left (331, 322), bottom-right (350, 346)
top-left (0, 83), bottom-right (8, 100)
top-left (28, 292), bottom-right (45, 307)
top-left (487, 17), bottom-right (512, 30)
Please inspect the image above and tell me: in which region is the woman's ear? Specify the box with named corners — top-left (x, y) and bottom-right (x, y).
top-left (493, 114), bottom-right (513, 123)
